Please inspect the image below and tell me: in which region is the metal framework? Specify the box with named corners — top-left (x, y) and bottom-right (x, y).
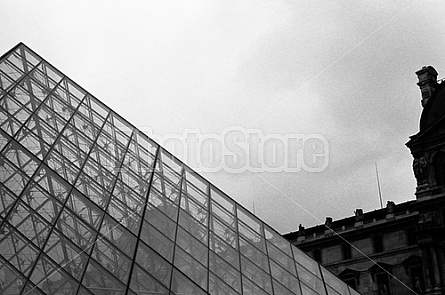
top-left (0, 43), bottom-right (361, 295)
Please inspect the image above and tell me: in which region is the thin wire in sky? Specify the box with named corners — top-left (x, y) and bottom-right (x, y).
top-left (248, 1), bottom-right (421, 293)
top-left (247, 0), bottom-right (420, 128)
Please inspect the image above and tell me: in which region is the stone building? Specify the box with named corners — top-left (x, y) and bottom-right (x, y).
top-left (283, 66), bottom-right (445, 295)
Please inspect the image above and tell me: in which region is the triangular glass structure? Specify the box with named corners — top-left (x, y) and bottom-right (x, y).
top-left (0, 43), bottom-right (360, 295)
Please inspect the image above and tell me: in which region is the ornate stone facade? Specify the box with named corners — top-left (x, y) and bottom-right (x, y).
top-left (284, 66), bottom-right (445, 295)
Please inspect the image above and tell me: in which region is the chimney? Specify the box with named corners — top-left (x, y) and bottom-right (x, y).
top-left (324, 217), bottom-right (333, 227)
top-left (416, 66), bottom-right (438, 107)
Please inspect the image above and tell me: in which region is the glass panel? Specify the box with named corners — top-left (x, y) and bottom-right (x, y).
top-left (158, 149), bottom-right (183, 185)
top-left (170, 267), bottom-right (207, 295)
top-left (64, 79), bottom-right (85, 106)
top-left (240, 255), bottom-right (272, 294)
top-left (35, 61), bottom-right (63, 84)
top-left (22, 46), bottom-right (41, 66)
top-left (293, 245), bottom-right (321, 277)
top-left (33, 165), bottom-right (71, 202)
top-left (238, 219), bottom-right (266, 253)
top-left (16, 127), bottom-right (51, 160)
top-left (0, 68), bottom-right (14, 91)
top-left (0, 57), bottom-right (24, 84)
top-left (136, 131), bottom-right (158, 158)
top-left (296, 264), bottom-right (326, 295)
top-left (239, 236), bottom-right (270, 272)
top-left (22, 181), bottom-right (63, 224)
top-left (209, 272), bottom-right (241, 295)
top-left (0, 222), bottom-right (39, 277)
top-left (136, 241), bottom-right (172, 287)
top-left (242, 275), bottom-right (271, 295)
top-left (140, 220), bottom-right (174, 262)
top-left (0, 255), bottom-right (27, 294)
top-left (10, 83), bottom-right (35, 109)
top-left (267, 241), bottom-right (297, 276)
top-left (180, 195), bottom-right (208, 228)
top-left (56, 134), bottom-right (88, 168)
top-left (7, 200), bottom-right (51, 248)
top-left (56, 207), bottom-right (97, 250)
top-left (31, 66), bottom-right (58, 97)
top-left (326, 284), bottom-right (343, 295)
top-left (273, 278), bottom-right (302, 295)
top-left (22, 281), bottom-right (46, 295)
top-left (0, 183), bottom-right (17, 218)
top-left (45, 228), bottom-right (89, 280)
top-left (211, 199), bottom-right (236, 231)
top-left (6, 50), bottom-right (27, 73)
top-left (183, 179), bottom-right (208, 208)
top-left (71, 110), bottom-right (100, 141)
top-left (77, 95), bottom-right (106, 130)
top-left (91, 238), bottom-right (132, 284)
top-left (107, 196), bottom-right (141, 234)
top-left (100, 215), bottom-right (137, 258)
top-left (46, 149), bottom-right (80, 184)
top-left (322, 267), bottom-right (350, 295)
top-left (151, 171), bottom-right (181, 206)
top-left (29, 253), bottom-right (79, 295)
top-left (270, 259), bottom-right (301, 294)
top-left (179, 209), bottom-right (208, 245)
top-left (83, 156), bottom-right (115, 190)
top-left (65, 126), bottom-right (95, 155)
top-left (27, 75), bottom-right (52, 103)
top-left (145, 203), bottom-right (177, 240)
top-left (130, 263), bottom-right (169, 295)
top-left (78, 285), bottom-right (94, 295)
top-left (148, 185), bottom-right (179, 220)
top-left (0, 129), bottom-right (10, 151)
top-left (210, 214), bottom-right (238, 249)
top-left (44, 89), bottom-right (73, 124)
top-left (265, 224), bottom-right (292, 256)
top-left (237, 206), bottom-right (262, 233)
top-left (174, 247), bottom-right (207, 291)
top-left (82, 259), bottom-right (126, 295)
top-left (2, 54), bottom-right (24, 78)
top-left (65, 189), bottom-right (103, 230)
top-left (0, 107), bottom-right (22, 136)
top-left (209, 231), bottom-right (240, 269)
top-left (209, 251), bottom-right (241, 292)
top-left (0, 93), bottom-right (33, 125)
top-left (0, 153), bottom-right (31, 196)
top-left (176, 225), bottom-right (208, 265)
top-left (76, 172), bottom-right (110, 210)
top-left (185, 169), bottom-right (208, 193)
top-left (301, 281), bottom-right (324, 295)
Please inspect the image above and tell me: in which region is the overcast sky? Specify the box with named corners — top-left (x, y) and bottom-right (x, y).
top-left (2, 0), bottom-right (445, 234)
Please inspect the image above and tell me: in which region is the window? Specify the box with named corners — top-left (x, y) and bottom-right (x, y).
top-left (434, 151), bottom-right (445, 186)
top-left (376, 273), bottom-right (391, 295)
top-left (343, 278), bottom-right (357, 290)
top-left (409, 266), bottom-right (424, 295)
top-left (406, 227), bottom-right (416, 246)
top-left (373, 235), bottom-right (384, 253)
top-left (342, 243), bottom-right (351, 260)
top-left (339, 269), bottom-right (360, 290)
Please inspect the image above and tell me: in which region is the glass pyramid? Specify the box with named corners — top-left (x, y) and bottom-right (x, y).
top-left (0, 43), bottom-right (360, 295)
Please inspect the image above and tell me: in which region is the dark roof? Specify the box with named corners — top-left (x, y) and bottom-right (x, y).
top-left (283, 199), bottom-right (417, 241)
